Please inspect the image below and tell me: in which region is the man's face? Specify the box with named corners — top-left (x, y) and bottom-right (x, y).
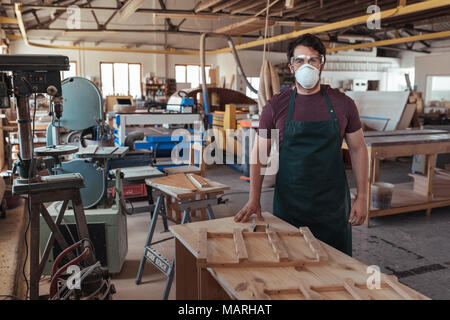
top-left (288, 45), bottom-right (326, 75)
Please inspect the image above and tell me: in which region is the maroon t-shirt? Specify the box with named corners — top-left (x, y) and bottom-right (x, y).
top-left (258, 85), bottom-right (361, 146)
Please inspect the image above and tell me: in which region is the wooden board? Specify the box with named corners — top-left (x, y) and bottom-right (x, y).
top-left (112, 165), bottom-right (164, 181)
top-left (363, 133), bottom-right (450, 147)
top-left (147, 174), bottom-right (229, 200)
top-left (363, 129), bottom-right (447, 137)
top-left (151, 173), bottom-right (197, 191)
top-left (76, 146), bottom-right (128, 159)
top-left (170, 212), bottom-right (430, 300)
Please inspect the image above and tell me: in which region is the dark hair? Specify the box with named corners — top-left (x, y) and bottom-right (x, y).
top-left (287, 33), bottom-right (326, 61)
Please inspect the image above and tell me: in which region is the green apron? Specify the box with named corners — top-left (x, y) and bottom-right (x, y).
top-left (273, 86), bottom-right (352, 256)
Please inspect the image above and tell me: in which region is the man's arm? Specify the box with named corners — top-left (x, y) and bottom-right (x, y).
top-left (345, 128), bottom-right (369, 226)
top-left (234, 135), bottom-right (272, 222)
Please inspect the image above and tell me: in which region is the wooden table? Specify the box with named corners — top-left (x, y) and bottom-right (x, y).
top-left (170, 212), bottom-right (429, 300)
top-left (343, 130), bottom-right (450, 226)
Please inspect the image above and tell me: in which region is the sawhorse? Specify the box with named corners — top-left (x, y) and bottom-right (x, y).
top-left (135, 180), bottom-right (228, 299)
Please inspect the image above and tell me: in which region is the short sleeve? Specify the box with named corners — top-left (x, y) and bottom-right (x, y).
top-left (345, 97), bottom-right (362, 134)
top-left (258, 101), bottom-right (275, 139)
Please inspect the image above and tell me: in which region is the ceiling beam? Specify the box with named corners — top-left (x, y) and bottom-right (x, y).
top-left (118, 0), bottom-right (147, 22)
top-left (195, 0), bottom-right (224, 13)
top-left (212, 0), bottom-right (241, 13)
top-left (209, 0), bottom-right (450, 54)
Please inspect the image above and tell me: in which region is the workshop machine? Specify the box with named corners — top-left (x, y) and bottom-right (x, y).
top-left (42, 76), bottom-right (129, 274)
top-left (0, 54), bottom-right (115, 300)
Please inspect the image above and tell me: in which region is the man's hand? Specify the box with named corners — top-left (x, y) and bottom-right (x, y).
top-left (348, 197), bottom-right (367, 226)
top-left (234, 199), bottom-right (264, 223)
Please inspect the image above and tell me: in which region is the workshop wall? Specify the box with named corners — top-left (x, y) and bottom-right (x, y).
top-left (415, 52), bottom-right (450, 101)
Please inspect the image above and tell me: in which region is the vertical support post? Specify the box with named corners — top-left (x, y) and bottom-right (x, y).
top-left (426, 153), bottom-right (435, 217)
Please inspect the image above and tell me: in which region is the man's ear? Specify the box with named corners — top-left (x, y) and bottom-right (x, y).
top-left (289, 64), bottom-right (294, 74)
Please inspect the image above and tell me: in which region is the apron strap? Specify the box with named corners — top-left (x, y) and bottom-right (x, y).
top-left (321, 86), bottom-right (337, 121)
top-left (286, 87), bottom-right (297, 122)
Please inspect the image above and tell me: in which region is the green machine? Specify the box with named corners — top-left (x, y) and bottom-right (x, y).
top-left (39, 77), bottom-right (128, 274)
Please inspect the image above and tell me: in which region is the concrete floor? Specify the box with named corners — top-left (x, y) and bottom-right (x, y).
top-left (111, 159), bottom-right (450, 300)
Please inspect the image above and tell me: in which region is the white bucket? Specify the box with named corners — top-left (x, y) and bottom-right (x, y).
top-left (371, 182), bottom-right (394, 209)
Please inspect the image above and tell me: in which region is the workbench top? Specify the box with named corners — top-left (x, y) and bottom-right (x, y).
top-left (170, 212), bottom-right (430, 300)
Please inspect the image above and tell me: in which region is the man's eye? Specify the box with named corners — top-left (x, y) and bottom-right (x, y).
top-left (310, 57), bottom-right (320, 64)
top-left (295, 58), bottom-right (305, 65)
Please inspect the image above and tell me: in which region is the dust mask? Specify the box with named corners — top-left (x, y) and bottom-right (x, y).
top-left (295, 64), bottom-right (320, 89)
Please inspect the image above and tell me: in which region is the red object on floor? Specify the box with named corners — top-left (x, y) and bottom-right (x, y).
top-left (112, 184), bottom-right (147, 198)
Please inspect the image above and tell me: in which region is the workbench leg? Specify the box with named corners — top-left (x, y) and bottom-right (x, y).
top-left (365, 148), bottom-right (373, 227)
top-left (136, 195), bottom-right (161, 285)
top-left (29, 203), bottom-right (40, 300)
top-left (373, 158), bottom-right (380, 183)
top-left (426, 154), bottom-right (435, 217)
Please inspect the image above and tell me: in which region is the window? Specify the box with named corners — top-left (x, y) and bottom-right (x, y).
top-left (246, 77), bottom-right (260, 100)
top-left (100, 62), bottom-right (142, 98)
top-left (175, 64), bottom-right (211, 89)
top-left (426, 76), bottom-right (450, 103)
top-left (61, 61), bottom-right (77, 79)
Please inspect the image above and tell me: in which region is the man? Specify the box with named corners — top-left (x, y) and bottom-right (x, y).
top-left (234, 34), bottom-right (368, 256)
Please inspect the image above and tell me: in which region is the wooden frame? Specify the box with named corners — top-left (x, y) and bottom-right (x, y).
top-left (196, 226), bottom-right (328, 268)
top-left (171, 213), bottom-right (430, 300)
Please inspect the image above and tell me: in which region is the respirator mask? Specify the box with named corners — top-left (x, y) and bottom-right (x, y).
top-left (291, 54), bottom-right (324, 90)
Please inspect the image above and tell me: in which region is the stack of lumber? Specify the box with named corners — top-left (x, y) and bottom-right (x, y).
top-left (409, 168), bottom-right (450, 198)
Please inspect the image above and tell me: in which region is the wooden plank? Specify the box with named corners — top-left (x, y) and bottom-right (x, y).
top-left (188, 174), bottom-right (211, 189)
top-left (195, 0), bottom-right (224, 12)
top-left (198, 228), bottom-right (208, 263)
top-left (343, 278), bottom-right (372, 300)
top-left (118, 0), bottom-right (146, 22)
top-left (299, 227), bottom-right (328, 262)
top-left (266, 229), bottom-right (289, 262)
top-left (298, 283), bottom-right (324, 300)
top-left (151, 173), bottom-right (197, 191)
top-left (212, 0), bottom-right (241, 12)
top-left (383, 275), bottom-right (418, 300)
top-left (233, 228), bottom-right (248, 262)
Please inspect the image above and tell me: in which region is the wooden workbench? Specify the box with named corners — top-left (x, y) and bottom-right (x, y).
top-left (170, 212), bottom-right (429, 300)
top-left (343, 130), bottom-right (450, 226)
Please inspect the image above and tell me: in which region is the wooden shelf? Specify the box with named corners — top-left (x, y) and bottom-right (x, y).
top-left (352, 182), bottom-right (450, 217)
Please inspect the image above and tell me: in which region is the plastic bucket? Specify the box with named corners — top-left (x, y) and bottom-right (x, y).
top-left (371, 182), bottom-right (394, 209)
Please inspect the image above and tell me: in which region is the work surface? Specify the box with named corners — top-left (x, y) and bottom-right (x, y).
top-left (170, 212), bottom-right (429, 300)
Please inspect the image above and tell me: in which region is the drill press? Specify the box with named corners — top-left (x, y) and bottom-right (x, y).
top-left (0, 55), bottom-right (115, 300)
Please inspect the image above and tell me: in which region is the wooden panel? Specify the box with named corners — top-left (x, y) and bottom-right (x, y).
top-left (233, 228), bottom-right (248, 262)
top-left (266, 229), bottom-right (289, 262)
top-left (170, 213), bottom-right (430, 300)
